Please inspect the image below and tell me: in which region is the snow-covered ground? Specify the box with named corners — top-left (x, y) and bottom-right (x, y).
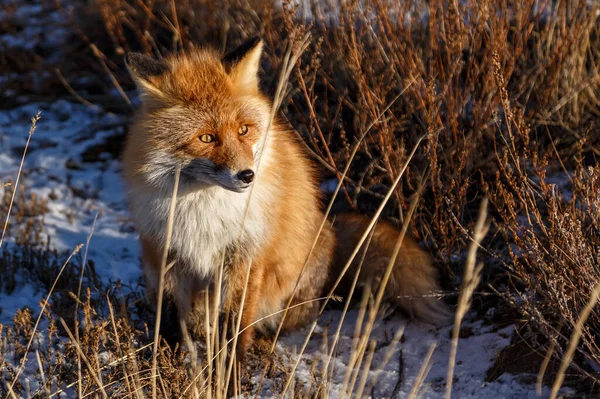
top-left (0, 101), bottom-right (138, 324)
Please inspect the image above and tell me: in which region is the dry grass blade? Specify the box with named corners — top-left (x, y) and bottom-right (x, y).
top-left (49, 343), bottom-right (155, 398)
top-left (151, 166), bottom-right (180, 399)
top-left (59, 318), bottom-right (108, 398)
top-left (3, 383), bottom-right (17, 399)
top-left (363, 327), bottom-right (406, 395)
top-left (107, 299), bottom-right (139, 399)
top-left (340, 168), bottom-right (429, 399)
top-left (550, 283), bottom-right (600, 399)
top-left (408, 342), bottom-right (437, 399)
top-left (538, 335), bottom-right (557, 397)
top-left (222, 34), bottom-right (312, 395)
top-left (319, 226), bottom-right (375, 391)
top-left (34, 350), bottom-right (50, 397)
top-left (353, 340), bottom-right (377, 399)
top-left (323, 134), bottom-right (425, 307)
top-left (74, 212), bottom-right (98, 399)
top-left (271, 80), bottom-right (415, 355)
top-left (0, 111), bottom-right (40, 250)
top-left (445, 198), bottom-right (490, 399)
top-left (182, 296), bottom-right (333, 399)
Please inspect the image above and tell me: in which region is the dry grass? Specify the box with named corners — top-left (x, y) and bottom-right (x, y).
top-left (1, 0), bottom-right (600, 397)
top-left (446, 198), bottom-right (490, 399)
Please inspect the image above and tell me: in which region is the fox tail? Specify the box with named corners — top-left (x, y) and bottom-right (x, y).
top-left (330, 213), bottom-right (452, 325)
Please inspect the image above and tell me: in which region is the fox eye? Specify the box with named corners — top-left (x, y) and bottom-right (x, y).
top-left (238, 125), bottom-right (249, 136)
top-left (199, 134), bottom-right (215, 143)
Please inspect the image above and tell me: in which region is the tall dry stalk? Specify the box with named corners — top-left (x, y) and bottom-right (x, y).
top-left (550, 283), bottom-right (600, 399)
top-left (59, 318), bottom-right (108, 398)
top-left (151, 166), bottom-right (180, 398)
top-left (74, 213), bottom-right (99, 399)
top-left (0, 111), bottom-right (40, 250)
top-left (339, 172), bottom-right (429, 398)
top-left (445, 198), bottom-right (490, 398)
top-left (408, 342), bottom-right (437, 399)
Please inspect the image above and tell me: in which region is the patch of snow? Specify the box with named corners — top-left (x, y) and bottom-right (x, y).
top-left (321, 178), bottom-right (339, 194)
top-left (0, 2), bottom-right (70, 60)
top-left (0, 100), bottom-right (139, 305)
top-left (252, 312), bottom-right (557, 398)
top-left (0, 284), bottom-right (39, 324)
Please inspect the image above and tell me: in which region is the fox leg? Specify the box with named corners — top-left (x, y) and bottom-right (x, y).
top-left (223, 259), bottom-right (264, 359)
top-left (140, 234), bottom-right (199, 346)
top-left (279, 225), bottom-right (336, 332)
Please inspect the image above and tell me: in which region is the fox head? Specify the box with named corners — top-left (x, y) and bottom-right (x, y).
top-left (125, 37), bottom-right (271, 193)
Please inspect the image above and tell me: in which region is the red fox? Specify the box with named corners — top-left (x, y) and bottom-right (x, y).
top-left (122, 37), bottom-right (450, 353)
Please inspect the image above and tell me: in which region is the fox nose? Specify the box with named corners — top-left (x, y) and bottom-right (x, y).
top-left (237, 169), bottom-right (255, 184)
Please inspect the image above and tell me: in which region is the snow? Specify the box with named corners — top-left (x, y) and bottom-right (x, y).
top-left (253, 313), bottom-right (555, 398)
top-left (0, 284), bottom-right (38, 320)
top-left (0, 2), bottom-right (70, 60)
top-left (0, 102), bottom-right (139, 324)
top-left (321, 178), bottom-right (339, 194)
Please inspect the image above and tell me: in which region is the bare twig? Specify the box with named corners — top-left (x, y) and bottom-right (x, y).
top-left (55, 69), bottom-right (104, 113)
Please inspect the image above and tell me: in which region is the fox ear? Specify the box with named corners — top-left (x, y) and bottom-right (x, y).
top-left (223, 37), bottom-right (263, 94)
top-left (125, 52), bottom-right (170, 98)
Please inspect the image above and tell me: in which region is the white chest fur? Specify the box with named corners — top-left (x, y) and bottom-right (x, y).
top-left (128, 181), bottom-right (272, 277)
